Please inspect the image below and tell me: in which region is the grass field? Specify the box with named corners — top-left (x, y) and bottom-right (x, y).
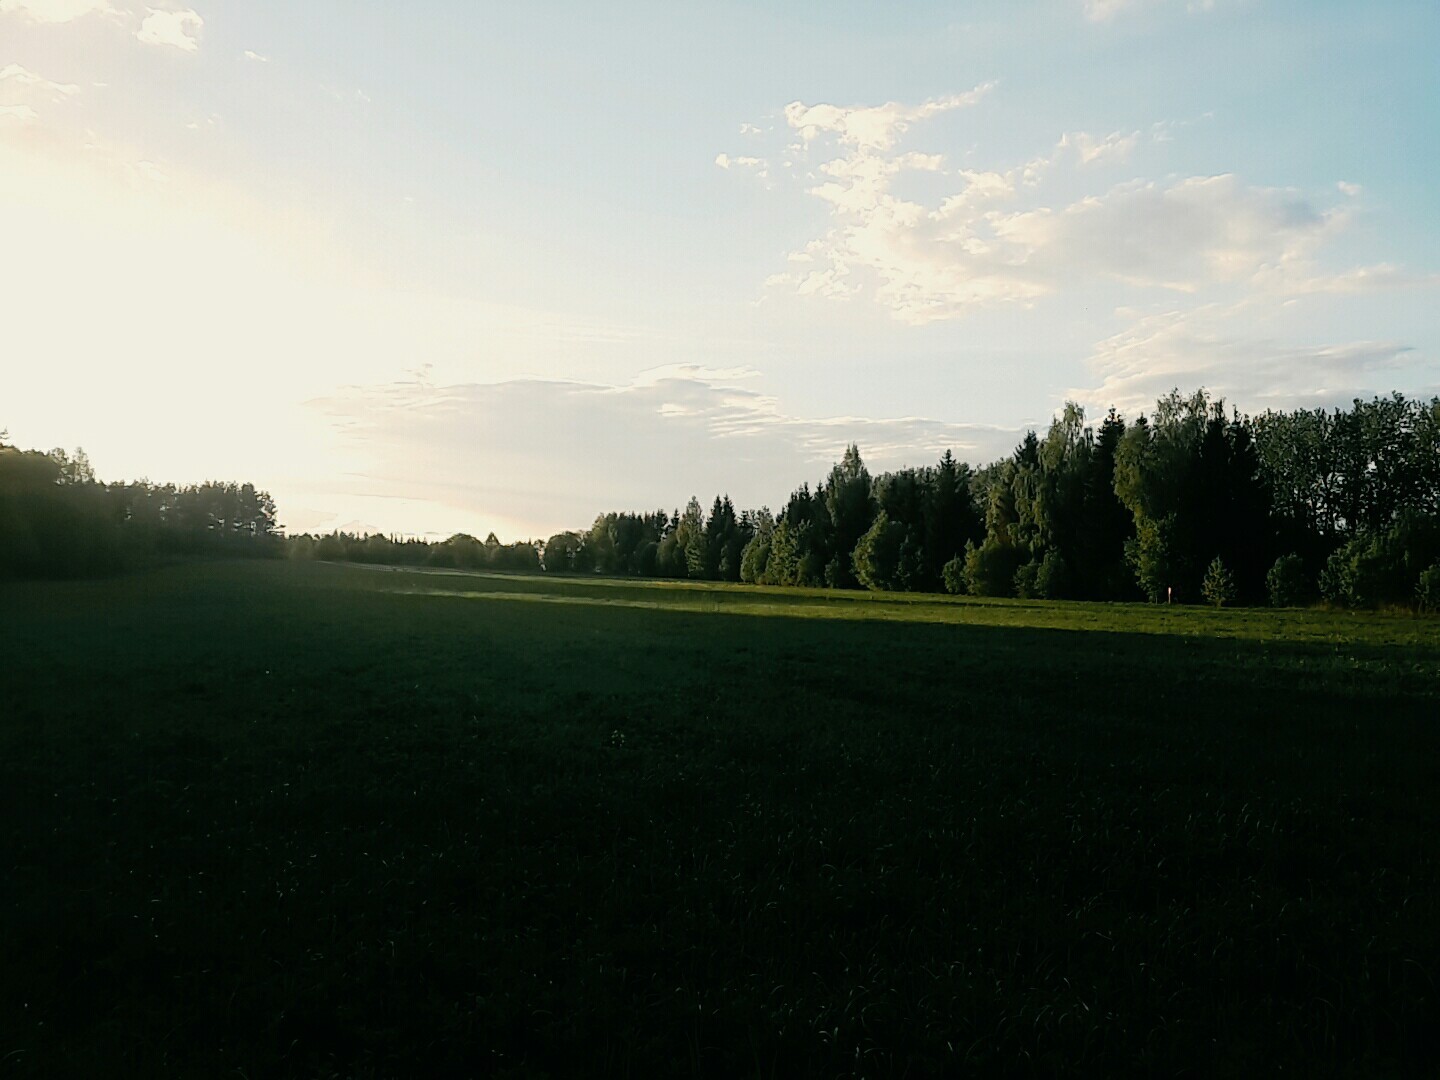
top-left (3, 560), bottom-right (1438, 1077)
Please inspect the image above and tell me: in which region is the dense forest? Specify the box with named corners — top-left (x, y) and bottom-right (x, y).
top-left (7, 390), bottom-right (1440, 608)
top-left (0, 437), bottom-right (279, 578)
top-left (288, 390), bottom-right (1440, 610)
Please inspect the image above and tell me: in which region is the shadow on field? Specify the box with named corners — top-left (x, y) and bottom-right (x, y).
top-left (2, 561), bottom-right (1437, 1077)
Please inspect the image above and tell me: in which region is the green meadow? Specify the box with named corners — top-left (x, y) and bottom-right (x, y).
top-left (3, 560), bottom-right (1438, 1077)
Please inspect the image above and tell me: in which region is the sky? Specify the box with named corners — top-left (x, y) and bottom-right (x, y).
top-left (3, 0), bottom-right (1438, 539)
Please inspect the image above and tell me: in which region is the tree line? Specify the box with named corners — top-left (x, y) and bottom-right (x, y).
top-left (8, 390), bottom-right (1439, 608)
top-left (296, 389), bottom-right (1440, 610)
top-left (292, 391), bottom-right (1440, 613)
top-left (287, 529), bottom-right (543, 572)
top-left (0, 439), bottom-right (279, 579)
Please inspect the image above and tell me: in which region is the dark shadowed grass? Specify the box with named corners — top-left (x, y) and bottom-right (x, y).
top-left (2, 561), bottom-right (1437, 1077)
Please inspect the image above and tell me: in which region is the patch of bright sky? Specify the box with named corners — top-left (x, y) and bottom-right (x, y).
top-left (2, 0), bottom-right (1437, 537)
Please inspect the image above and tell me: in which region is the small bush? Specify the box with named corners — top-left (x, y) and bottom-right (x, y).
top-left (964, 537), bottom-right (1023, 598)
top-left (1321, 534), bottom-right (1404, 607)
top-left (941, 555), bottom-right (966, 595)
top-left (1417, 563), bottom-right (1440, 613)
top-left (1013, 560), bottom-right (1040, 599)
top-left (1035, 550), bottom-right (1071, 600)
top-left (1320, 517), bottom-right (1440, 607)
top-left (1266, 552), bottom-right (1311, 607)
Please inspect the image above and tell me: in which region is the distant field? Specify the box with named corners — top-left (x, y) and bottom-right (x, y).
top-left (3, 560), bottom-right (1438, 1077)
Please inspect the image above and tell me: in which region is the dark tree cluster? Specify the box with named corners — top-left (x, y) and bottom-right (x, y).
top-left (1253, 393), bottom-right (1440, 608)
top-left (744, 445), bottom-right (985, 592)
top-left (540, 501), bottom-right (762, 581)
top-left (0, 439), bottom-right (279, 580)
top-left (542, 390), bottom-right (1440, 610)
top-left (287, 530), bottom-right (542, 573)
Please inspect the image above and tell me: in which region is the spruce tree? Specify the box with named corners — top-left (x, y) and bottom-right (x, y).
top-left (1201, 556), bottom-right (1236, 608)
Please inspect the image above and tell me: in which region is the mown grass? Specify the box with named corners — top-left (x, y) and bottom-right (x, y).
top-left (2, 560), bottom-right (1437, 1077)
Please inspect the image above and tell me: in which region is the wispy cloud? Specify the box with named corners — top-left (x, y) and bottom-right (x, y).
top-left (136, 7), bottom-right (202, 52)
top-left (1252, 262), bottom-right (1440, 297)
top-left (0, 62), bottom-right (80, 124)
top-left (1082, 0), bottom-right (1221, 22)
top-left (0, 105), bottom-right (40, 123)
top-left (0, 0), bottom-right (116, 22)
top-left (783, 85), bottom-right (995, 152)
top-left (1083, 0), bottom-right (1142, 22)
top-left (1071, 304), bottom-right (1416, 416)
top-left (309, 367), bottom-right (1020, 534)
top-left (714, 152), bottom-right (768, 182)
top-left (0, 63), bottom-right (80, 98)
top-left (1057, 129), bottom-right (1140, 166)
top-left (242, 49), bottom-right (269, 64)
top-left (997, 174), bottom-right (1341, 292)
top-left (714, 153), bottom-right (764, 170)
top-left (725, 91), bottom-right (1400, 324)
top-left (322, 84), bottom-right (371, 105)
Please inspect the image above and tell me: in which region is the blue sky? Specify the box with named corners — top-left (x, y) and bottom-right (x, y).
top-left (3, 0), bottom-right (1437, 537)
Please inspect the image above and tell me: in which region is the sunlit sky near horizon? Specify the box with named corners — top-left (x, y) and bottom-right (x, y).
top-left (3, 0), bottom-right (1438, 539)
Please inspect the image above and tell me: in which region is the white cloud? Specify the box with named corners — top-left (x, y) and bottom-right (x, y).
top-left (783, 84), bottom-right (995, 152)
top-left (739, 91), bottom-right (1386, 323)
top-left (1071, 304), bottom-right (1415, 416)
top-left (715, 153), bottom-right (765, 176)
top-left (308, 367), bottom-right (1020, 535)
top-left (0, 104), bottom-right (39, 124)
top-left (1337, 180), bottom-right (1362, 197)
top-left (1253, 262), bottom-right (1440, 297)
top-left (0, 62), bottom-right (80, 99)
top-left (1057, 129), bottom-right (1140, 166)
top-left (0, 63), bottom-right (80, 124)
top-left (997, 174), bottom-right (1340, 291)
top-left (0, 0), bottom-right (115, 21)
top-left (242, 49), bottom-right (269, 63)
top-left (136, 7), bottom-right (202, 51)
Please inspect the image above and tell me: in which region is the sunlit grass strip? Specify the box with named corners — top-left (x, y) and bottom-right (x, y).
top-left (377, 569), bottom-right (1440, 649)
